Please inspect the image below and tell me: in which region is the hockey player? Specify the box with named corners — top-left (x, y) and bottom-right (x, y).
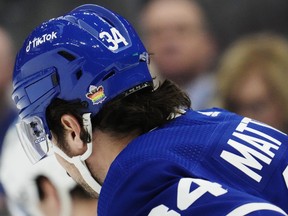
top-left (11, 4), bottom-right (288, 215)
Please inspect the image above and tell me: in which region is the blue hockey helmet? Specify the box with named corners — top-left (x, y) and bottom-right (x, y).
top-left (12, 4), bottom-right (153, 163)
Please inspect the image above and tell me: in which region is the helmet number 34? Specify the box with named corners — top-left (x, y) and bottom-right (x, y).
top-left (99, 27), bottom-right (129, 51)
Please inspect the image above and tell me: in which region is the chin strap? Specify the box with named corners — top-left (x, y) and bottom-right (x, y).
top-left (53, 113), bottom-right (101, 194)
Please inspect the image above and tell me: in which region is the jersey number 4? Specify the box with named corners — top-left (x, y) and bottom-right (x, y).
top-left (148, 178), bottom-right (227, 216)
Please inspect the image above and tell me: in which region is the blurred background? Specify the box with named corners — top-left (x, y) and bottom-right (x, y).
top-left (0, 0), bottom-right (287, 54)
top-left (0, 0), bottom-right (139, 50)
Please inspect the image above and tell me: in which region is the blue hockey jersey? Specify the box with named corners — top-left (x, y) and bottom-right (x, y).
top-left (98, 108), bottom-right (288, 215)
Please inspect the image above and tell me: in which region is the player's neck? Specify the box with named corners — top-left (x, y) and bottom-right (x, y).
top-left (88, 129), bottom-right (139, 183)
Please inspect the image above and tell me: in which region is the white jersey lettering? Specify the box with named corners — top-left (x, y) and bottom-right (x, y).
top-left (148, 178), bottom-right (227, 215)
top-left (283, 165), bottom-right (288, 189)
top-left (148, 205), bottom-right (180, 216)
top-left (220, 117), bottom-right (282, 182)
top-left (177, 178), bottom-right (227, 210)
top-left (227, 203), bottom-right (287, 216)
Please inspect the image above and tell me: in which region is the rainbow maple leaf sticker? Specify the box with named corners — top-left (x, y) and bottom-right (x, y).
top-left (86, 85), bottom-right (107, 105)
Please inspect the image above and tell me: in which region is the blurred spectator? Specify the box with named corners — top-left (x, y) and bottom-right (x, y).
top-left (139, 0), bottom-right (218, 109)
top-left (0, 26), bottom-right (17, 216)
top-left (217, 33), bottom-right (288, 133)
top-left (0, 26), bottom-right (17, 150)
top-left (0, 122), bottom-right (98, 216)
top-left (198, 0), bottom-right (288, 54)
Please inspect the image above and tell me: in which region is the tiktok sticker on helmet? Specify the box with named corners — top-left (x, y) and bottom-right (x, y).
top-left (26, 31), bottom-right (58, 53)
top-left (86, 85), bottom-right (107, 105)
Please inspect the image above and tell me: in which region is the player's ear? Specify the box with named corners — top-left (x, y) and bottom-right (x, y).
top-left (60, 114), bottom-right (84, 149)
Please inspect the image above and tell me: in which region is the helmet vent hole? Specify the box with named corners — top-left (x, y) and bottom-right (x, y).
top-left (58, 50), bottom-right (76, 61)
top-left (102, 70), bottom-right (115, 81)
top-left (101, 17), bottom-right (114, 27)
top-left (76, 70), bottom-right (83, 80)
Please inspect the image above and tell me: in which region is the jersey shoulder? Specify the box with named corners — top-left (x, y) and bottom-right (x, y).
top-left (99, 159), bottom-right (287, 216)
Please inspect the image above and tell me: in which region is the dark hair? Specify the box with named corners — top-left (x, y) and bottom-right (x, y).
top-left (46, 80), bottom-right (191, 145)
